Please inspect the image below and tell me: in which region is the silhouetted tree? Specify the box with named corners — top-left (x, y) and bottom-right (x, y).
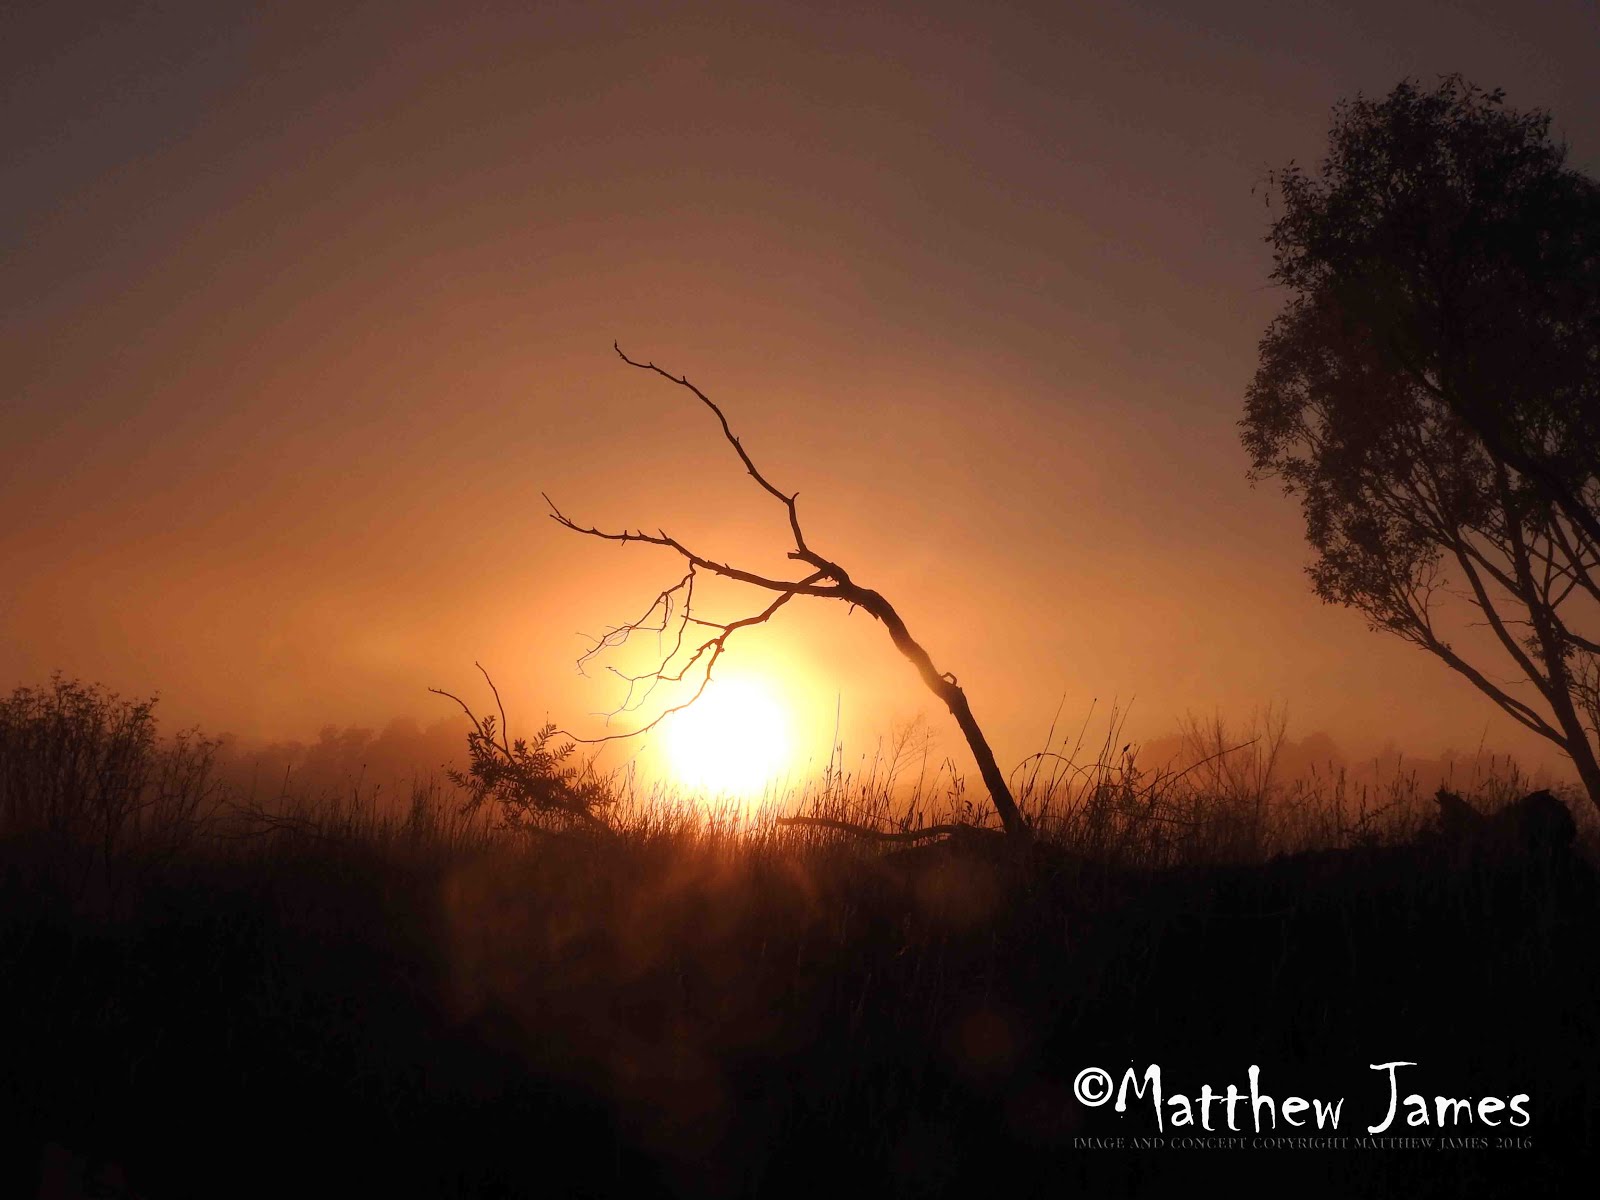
top-left (1242, 76), bottom-right (1600, 811)
top-left (541, 344), bottom-right (1029, 838)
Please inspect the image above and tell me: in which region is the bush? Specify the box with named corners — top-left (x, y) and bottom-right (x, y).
top-left (0, 674), bottom-right (219, 860)
top-left (446, 716), bottom-right (616, 832)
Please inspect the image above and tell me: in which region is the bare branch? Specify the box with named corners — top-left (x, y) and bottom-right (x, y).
top-left (1548, 514), bottom-right (1600, 606)
top-left (1409, 623), bottom-right (1562, 742)
top-left (1445, 537), bottom-right (1554, 702)
top-left (476, 661), bottom-right (511, 754)
top-left (577, 567), bottom-right (695, 685)
top-left (428, 686), bottom-right (488, 739)
top-left (615, 342), bottom-right (815, 561)
top-left (557, 572), bottom-right (824, 746)
top-left (543, 491), bottom-right (838, 597)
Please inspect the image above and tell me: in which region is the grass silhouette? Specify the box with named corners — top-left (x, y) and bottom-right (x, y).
top-left (2, 677), bottom-right (1595, 1197)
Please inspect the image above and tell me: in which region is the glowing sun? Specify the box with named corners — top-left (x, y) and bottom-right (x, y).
top-left (664, 677), bottom-right (792, 797)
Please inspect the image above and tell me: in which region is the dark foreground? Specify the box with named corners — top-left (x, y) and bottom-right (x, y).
top-left (2, 812), bottom-right (1596, 1199)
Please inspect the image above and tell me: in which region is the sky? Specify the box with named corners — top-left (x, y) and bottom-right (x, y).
top-left (4, 0), bottom-right (1598, 790)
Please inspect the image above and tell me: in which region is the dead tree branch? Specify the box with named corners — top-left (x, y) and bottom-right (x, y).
top-left (543, 344), bottom-right (1029, 838)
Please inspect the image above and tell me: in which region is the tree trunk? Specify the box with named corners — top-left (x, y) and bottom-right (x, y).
top-left (842, 582), bottom-right (1028, 838)
top-left (1494, 464), bottom-right (1600, 817)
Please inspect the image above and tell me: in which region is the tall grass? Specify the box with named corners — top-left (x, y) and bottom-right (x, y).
top-left (2, 676), bottom-right (1594, 1198)
top-left (2, 676), bottom-right (1579, 874)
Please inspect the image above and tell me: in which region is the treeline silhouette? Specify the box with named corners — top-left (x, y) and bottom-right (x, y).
top-left (208, 717), bottom-right (469, 808)
top-left (1, 676), bottom-right (1595, 1197)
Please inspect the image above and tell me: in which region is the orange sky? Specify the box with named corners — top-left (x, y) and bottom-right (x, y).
top-left (5, 1), bottom-right (1598, 787)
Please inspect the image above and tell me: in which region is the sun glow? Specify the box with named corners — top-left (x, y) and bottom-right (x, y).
top-left (663, 677), bottom-right (793, 798)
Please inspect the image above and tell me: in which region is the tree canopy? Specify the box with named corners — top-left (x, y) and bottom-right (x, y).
top-left (1241, 76), bottom-right (1600, 810)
